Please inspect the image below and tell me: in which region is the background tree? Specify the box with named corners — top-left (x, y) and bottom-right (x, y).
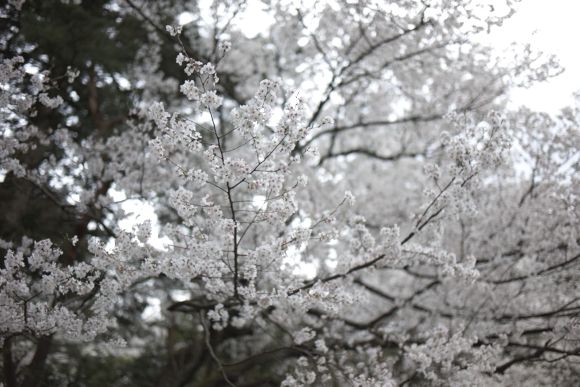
top-left (1, 0), bottom-right (578, 386)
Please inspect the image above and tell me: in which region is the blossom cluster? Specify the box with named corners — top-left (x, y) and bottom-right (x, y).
top-left (0, 238), bottom-right (115, 342)
top-left (0, 56), bottom-right (64, 177)
top-left (406, 325), bottom-right (501, 382)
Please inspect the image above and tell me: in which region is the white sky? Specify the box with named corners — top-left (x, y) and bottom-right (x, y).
top-left (486, 0), bottom-right (580, 113)
top-left (180, 0), bottom-right (580, 114)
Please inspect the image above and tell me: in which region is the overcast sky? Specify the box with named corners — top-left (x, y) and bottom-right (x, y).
top-left (184, 1), bottom-right (579, 114)
top-left (233, 0), bottom-right (580, 114)
top-left (488, 0), bottom-right (580, 113)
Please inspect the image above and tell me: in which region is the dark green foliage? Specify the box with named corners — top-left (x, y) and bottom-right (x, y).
top-left (20, 0), bottom-right (145, 73)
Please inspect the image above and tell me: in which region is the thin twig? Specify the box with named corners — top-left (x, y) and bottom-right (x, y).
top-left (199, 312), bottom-right (237, 387)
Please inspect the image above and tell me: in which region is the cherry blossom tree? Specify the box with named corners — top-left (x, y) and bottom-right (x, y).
top-left (1, 0), bottom-right (578, 386)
